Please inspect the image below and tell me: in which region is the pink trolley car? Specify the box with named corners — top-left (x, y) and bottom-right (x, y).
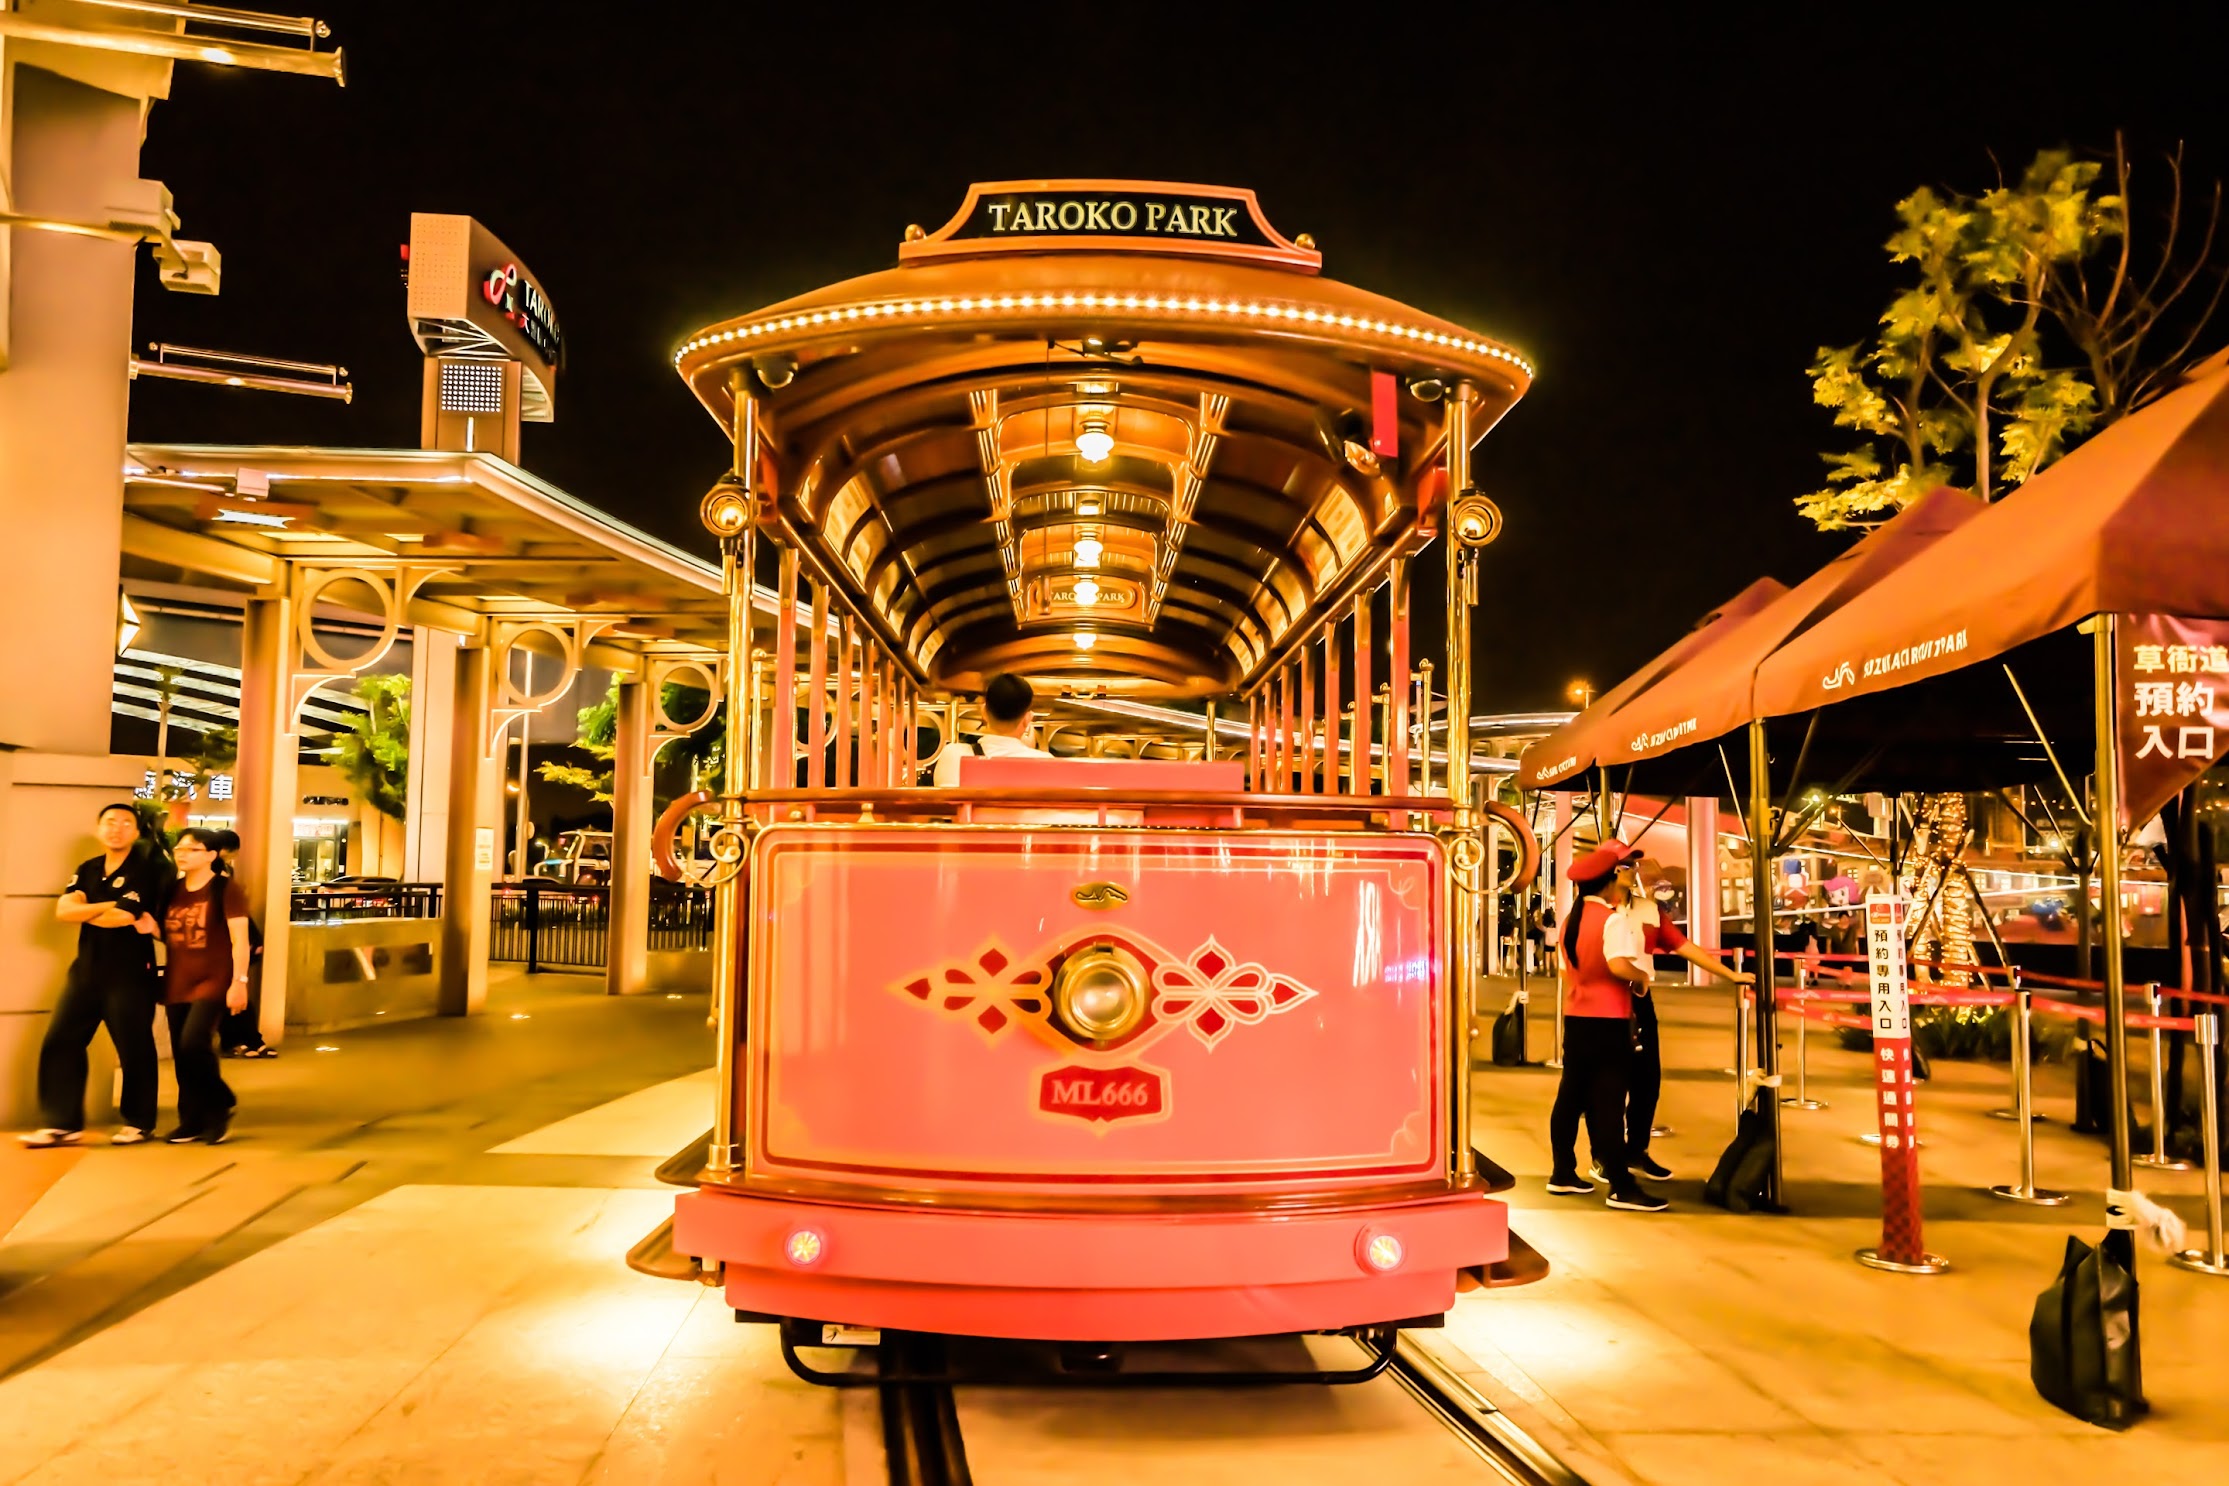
top-left (644, 180), bottom-right (1541, 1381)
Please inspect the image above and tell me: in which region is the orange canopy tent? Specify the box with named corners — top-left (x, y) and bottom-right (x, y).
top-left (1755, 362), bottom-right (2229, 717)
top-left (1570, 484), bottom-right (1985, 779)
top-left (1564, 357), bottom-right (2229, 1267)
top-left (1516, 577), bottom-right (1786, 791)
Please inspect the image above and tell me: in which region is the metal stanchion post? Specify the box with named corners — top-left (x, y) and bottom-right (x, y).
top-left (1784, 957), bottom-right (1825, 1110)
top-left (1987, 985), bottom-right (2069, 1205)
top-left (1735, 986), bottom-right (1754, 1116)
top-left (2169, 1013), bottom-right (2227, 1277)
top-left (1989, 968), bottom-right (2047, 1122)
top-left (2135, 982), bottom-right (2195, 1171)
top-left (1723, 947), bottom-right (1744, 1077)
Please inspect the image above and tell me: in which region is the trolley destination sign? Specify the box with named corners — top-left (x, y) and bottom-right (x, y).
top-left (900, 178), bottom-right (1323, 272)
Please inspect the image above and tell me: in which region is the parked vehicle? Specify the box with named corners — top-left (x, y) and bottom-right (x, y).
top-left (535, 829), bottom-right (612, 884)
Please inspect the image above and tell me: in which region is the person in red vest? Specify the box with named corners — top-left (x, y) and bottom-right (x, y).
top-left (1548, 841), bottom-right (1666, 1211)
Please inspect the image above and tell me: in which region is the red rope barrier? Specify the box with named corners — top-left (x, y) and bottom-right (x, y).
top-left (1697, 946), bottom-right (2229, 1006)
top-left (1775, 984), bottom-right (2198, 1030)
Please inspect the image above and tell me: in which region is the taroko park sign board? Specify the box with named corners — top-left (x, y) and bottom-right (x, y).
top-left (899, 180), bottom-right (1323, 273)
top-left (405, 213), bottom-right (563, 420)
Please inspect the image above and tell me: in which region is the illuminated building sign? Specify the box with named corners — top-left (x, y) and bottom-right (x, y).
top-left (139, 770), bottom-right (231, 801)
top-left (405, 213), bottom-right (561, 420)
top-left (901, 180), bottom-right (1322, 273)
top-left (480, 261), bottom-right (561, 364)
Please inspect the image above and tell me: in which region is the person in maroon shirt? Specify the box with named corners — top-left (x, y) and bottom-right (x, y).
top-left (159, 829), bottom-right (250, 1144)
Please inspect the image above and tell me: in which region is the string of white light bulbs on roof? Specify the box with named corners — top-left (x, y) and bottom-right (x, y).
top-left (674, 293), bottom-right (1535, 378)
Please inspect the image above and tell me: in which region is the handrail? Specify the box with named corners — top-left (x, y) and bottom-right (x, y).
top-left (654, 787), bottom-right (1542, 896)
top-left (732, 786), bottom-right (1465, 821)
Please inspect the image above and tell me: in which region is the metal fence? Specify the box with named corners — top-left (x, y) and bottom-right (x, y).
top-left (291, 882), bottom-right (444, 923)
top-left (489, 880), bottom-right (715, 971)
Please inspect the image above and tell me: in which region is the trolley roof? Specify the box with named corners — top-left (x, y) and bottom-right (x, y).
top-left (674, 180), bottom-right (1532, 698)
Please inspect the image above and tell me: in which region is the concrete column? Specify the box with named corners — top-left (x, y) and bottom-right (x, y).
top-left (437, 642), bottom-right (500, 1015)
top-left (0, 68), bottom-right (155, 1122)
top-left (0, 66), bottom-right (185, 1121)
top-left (0, 69), bottom-right (139, 755)
top-left (605, 676), bottom-right (652, 997)
top-left (402, 627), bottom-right (459, 883)
top-left (1686, 796), bottom-right (1722, 984)
top-left (234, 597), bottom-right (299, 1044)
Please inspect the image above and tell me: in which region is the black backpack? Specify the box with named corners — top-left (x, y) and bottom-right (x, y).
top-left (2030, 1230), bottom-right (2147, 1428)
top-left (1705, 1092), bottom-right (1785, 1214)
top-left (1489, 991), bottom-right (1528, 1066)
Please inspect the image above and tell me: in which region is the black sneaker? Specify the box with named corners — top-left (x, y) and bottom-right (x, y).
top-left (1631, 1154), bottom-right (1674, 1181)
top-left (1545, 1173), bottom-right (1596, 1195)
top-left (202, 1111), bottom-right (233, 1145)
top-left (163, 1127), bottom-right (205, 1145)
top-left (1606, 1187), bottom-right (1670, 1213)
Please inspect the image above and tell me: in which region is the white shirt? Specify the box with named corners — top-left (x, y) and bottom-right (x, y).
top-left (1597, 898), bottom-right (1646, 968)
top-left (931, 731), bottom-right (1051, 785)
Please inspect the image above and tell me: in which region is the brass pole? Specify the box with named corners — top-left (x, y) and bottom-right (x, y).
top-left (1746, 716), bottom-right (1783, 1205)
top-left (1417, 660), bottom-right (1435, 796)
top-left (1203, 699), bottom-right (1219, 762)
top-left (2092, 616), bottom-right (2137, 1208)
top-left (771, 547), bottom-right (799, 788)
top-left (1444, 395), bottom-right (1475, 796)
top-left (1444, 388), bottom-right (1477, 1181)
top-left (709, 376), bottom-right (759, 1176)
top-left (1353, 590), bottom-right (1374, 793)
top-left (804, 581), bottom-right (829, 789)
top-left (1322, 630), bottom-right (1340, 792)
top-left (1388, 559), bottom-right (1411, 801)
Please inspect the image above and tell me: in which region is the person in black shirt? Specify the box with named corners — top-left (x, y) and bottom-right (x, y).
top-left (20, 803), bottom-right (170, 1147)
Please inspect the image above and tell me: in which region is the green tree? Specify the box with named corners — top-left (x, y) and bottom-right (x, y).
top-left (1800, 141), bottom-right (2227, 973)
top-left (332, 674), bottom-right (411, 820)
top-left (1802, 141), bottom-right (2224, 529)
top-left (537, 678), bottom-right (724, 804)
top-left (1799, 151), bottom-right (2110, 526)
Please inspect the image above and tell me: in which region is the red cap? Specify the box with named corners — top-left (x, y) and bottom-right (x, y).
top-left (1569, 840), bottom-right (1638, 880)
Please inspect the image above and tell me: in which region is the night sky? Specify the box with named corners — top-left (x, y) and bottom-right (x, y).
top-left (125, 8), bottom-right (2225, 712)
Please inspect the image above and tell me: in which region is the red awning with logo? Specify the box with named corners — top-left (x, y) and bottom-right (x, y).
top-left (1587, 485), bottom-right (1986, 771)
top-left (1754, 361), bottom-right (2229, 719)
top-left (1516, 578), bottom-right (1787, 790)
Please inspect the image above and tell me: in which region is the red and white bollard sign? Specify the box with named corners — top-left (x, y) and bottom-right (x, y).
top-left (1858, 894), bottom-right (1948, 1273)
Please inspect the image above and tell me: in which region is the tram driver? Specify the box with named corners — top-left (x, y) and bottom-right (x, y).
top-left (930, 673), bottom-right (1052, 784)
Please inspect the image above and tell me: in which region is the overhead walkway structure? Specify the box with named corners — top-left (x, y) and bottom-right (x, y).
top-left (114, 442), bottom-right (788, 1035)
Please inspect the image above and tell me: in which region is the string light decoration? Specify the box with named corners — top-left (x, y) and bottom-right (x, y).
top-left (1900, 792), bottom-right (1979, 984)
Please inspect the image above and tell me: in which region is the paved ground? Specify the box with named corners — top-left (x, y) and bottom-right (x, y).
top-left (1462, 977), bottom-right (2229, 1483)
top-left (0, 967), bottom-right (2222, 1484)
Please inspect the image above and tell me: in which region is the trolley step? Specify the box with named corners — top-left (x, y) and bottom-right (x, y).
top-left (656, 1127), bottom-right (715, 1188)
top-left (624, 1214), bottom-right (703, 1283)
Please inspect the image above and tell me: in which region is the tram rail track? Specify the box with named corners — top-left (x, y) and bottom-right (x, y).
top-left (1386, 1333), bottom-right (1586, 1486)
top-left (869, 1330), bottom-right (1581, 1486)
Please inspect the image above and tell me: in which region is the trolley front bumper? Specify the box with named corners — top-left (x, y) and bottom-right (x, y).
top-left (672, 1187), bottom-right (1507, 1341)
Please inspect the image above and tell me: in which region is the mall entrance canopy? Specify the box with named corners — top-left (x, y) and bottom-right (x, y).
top-left (115, 442), bottom-right (768, 1033)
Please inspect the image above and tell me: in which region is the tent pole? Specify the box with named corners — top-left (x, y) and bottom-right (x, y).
top-left (2091, 616), bottom-right (2138, 1212)
top-left (1746, 715), bottom-right (1784, 1205)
